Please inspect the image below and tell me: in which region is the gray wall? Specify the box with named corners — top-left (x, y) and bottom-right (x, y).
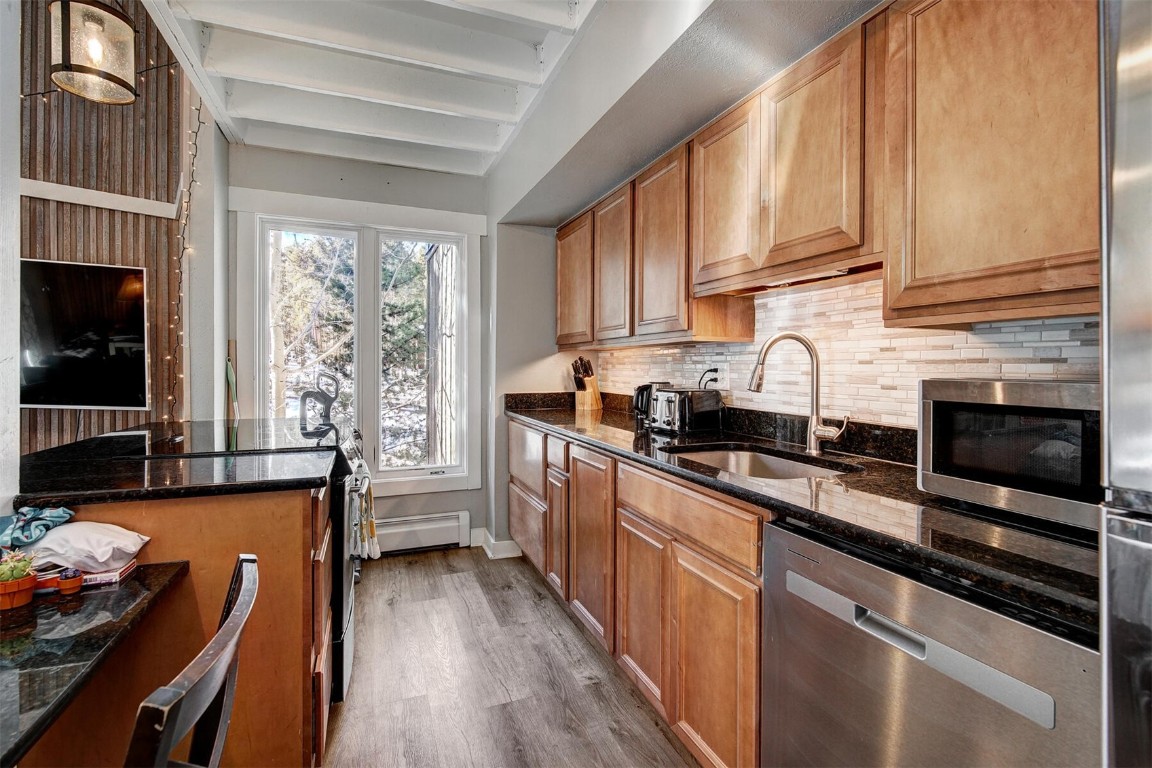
top-left (1, 2), bottom-right (19, 507)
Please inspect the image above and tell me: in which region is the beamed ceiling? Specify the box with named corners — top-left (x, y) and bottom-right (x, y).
top-left (143, 0), bottom-right (599, 175)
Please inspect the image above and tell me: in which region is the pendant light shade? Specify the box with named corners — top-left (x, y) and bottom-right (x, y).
top-left (49, 0), bottom-right (137, 105)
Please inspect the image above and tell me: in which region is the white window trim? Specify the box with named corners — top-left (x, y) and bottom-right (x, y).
top-left (231, 190), bottom-right (485, 496)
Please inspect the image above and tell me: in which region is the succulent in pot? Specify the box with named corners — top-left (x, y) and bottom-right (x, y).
top-left (0, 551), bottom-right (38, 610)
top-left (57, 567), bottom-right (83, 595)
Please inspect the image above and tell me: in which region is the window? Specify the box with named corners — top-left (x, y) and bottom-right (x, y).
top-left (249, 214), bottom-right (480, 494)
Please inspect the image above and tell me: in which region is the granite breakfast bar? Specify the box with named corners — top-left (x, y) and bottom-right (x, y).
top-left (12, 422), bottom-right (345, 767)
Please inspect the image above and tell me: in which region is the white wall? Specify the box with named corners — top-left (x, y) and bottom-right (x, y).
top-left (485, 224), bottom-right (573, 540)
top-left (230, 145), bottom-right (486, 215)
top-left (0, 1), bottom-right (20, 507)
top-left (186, 101), bottom-right (231, 420)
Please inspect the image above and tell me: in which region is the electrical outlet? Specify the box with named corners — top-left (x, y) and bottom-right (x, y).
top-left (699, 362), bottom-right (730, 391)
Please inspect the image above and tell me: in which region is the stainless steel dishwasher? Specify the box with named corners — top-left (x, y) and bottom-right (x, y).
top-left (762, 524), bottom-right (1100, 767)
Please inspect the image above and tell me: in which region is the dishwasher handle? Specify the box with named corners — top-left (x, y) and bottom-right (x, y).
top-left (784, 569), bottom-right (1056, 729)
top-left (854, 605), bottom-right (927, 659)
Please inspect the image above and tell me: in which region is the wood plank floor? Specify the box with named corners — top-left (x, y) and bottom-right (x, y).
top-left (327, 547), bottom-right (695, 768)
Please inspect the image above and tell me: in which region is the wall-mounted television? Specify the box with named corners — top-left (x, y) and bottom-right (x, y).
top-left (20, 260), bottom-right (150, 410)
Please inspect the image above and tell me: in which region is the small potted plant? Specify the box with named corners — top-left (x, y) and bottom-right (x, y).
top-left (0, 551), bottom-right (38, 610)
top-left (57, 568), bottom-right (83, 595)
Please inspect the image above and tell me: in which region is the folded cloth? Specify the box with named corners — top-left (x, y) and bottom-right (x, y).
top-left (362, 485), bottom-right (381, 560)
top-left (0, 506), bottom-right (75, 548)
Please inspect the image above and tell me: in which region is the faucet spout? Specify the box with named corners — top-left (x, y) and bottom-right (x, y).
top-left (745, 331), bottom-right (849, 456)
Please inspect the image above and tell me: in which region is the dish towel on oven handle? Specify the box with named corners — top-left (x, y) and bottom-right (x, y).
top-left (355, 466), bottom-right (381, 560)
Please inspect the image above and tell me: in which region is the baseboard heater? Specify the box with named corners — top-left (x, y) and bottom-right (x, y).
top-left (374, 511), bottom-right (471, 553)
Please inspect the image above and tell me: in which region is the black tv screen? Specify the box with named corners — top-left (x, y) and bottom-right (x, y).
top-left (20, 260), bottom-right (149, 410)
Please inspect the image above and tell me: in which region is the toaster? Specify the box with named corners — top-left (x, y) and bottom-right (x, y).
top-left (647, 388), bottom-right (723, 433)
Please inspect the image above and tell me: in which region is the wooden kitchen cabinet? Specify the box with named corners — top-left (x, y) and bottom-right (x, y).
top-left (568, 444), bottom-right (616, 652)
top-left (635, 145), bottom-right (690, 336)
top-left (883, 0), bottom-right (1100, 326)
top-left (615, 508), bottom-right (674, 720)
top-left (556, 211), bottom-right (595, 345)
top-left (508, 420), bottom-right (548, 575)
top-left (670, 541), bottom-right (760, 768)
top-left (545, 432), bottom-right (570, 599)
top-left (594, 182), bottom-right (634, 340)
top-left (690, 96), bottom-right (762, 286)
top-left (509, 481), bottom-right (547, 574)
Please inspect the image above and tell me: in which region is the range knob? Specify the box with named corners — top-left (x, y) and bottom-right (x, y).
top-left (663, 418), bottom-right (672, 426)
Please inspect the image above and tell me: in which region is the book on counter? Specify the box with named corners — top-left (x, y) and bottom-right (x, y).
top-left (82, 559), bottom-right (137, 586)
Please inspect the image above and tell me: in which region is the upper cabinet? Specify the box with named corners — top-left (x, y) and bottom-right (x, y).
top-left (557, 145), bottom-right (754, 350)
top-left (635, 146), bottom-right (690, 336)
top-left (594, 183), bottom-right (634, 341)
top-left (692, 20), bottom-right (887, 296)
top-left (556, 212), bottom-right (595, 346)
top-left (883, 0), bottom-right (1100, 326)
top-left (690, 98), bottom-right (763, 287)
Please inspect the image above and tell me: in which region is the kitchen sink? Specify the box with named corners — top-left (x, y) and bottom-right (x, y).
top-left (662, 445), bottom-right (860, 480)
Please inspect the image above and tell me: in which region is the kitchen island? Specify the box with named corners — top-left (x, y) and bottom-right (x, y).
top-left (13, 420), bottom-right (349, 767)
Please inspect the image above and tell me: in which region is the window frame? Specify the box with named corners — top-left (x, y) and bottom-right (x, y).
top-left (235, 206), bottom-right (482, 496)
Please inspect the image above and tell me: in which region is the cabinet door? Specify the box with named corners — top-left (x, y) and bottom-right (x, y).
top-left (690, 97), bottom-right (762, 286)
top-left (593, 184), bottom-right (633, 340)
top-left (615, 509), bottom-right (673, 720)
top-left (760, 27), bottom-right (864, 267)
top-left (545, 467), bottom-right (569, 600)
top-left (670, 542), bottom-right (759, 768)
top-left (568, 445), bottom-right (616, 652)
top-left (509, 481), bottom-right (546, 575)
top-left (508, 420), bottom-right (546, 500)
top-left (635, 145), bottom-right (690, 336)
top-left (884, 0), bottom-right (1099, 326)
top-left (556, 211), bottom-right (595, 345)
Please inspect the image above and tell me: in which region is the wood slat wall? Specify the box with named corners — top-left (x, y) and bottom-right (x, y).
top-left (19, 0), bottom-right (183, 454)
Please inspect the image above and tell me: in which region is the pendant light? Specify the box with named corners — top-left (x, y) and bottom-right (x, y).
top-left (48, 0), bottom-right (137, 105)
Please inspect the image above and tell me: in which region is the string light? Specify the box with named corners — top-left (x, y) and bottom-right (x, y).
top-left (19, 60), bottom-right (176, 101)
top-left (168, 96), bottom-right (204, 421)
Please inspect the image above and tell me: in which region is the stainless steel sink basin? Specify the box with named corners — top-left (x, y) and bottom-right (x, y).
top-left (667, 449), bottom-right (850, 480)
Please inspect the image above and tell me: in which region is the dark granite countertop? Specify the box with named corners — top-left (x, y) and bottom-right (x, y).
top-left (506, 405), bottom-right (1099, 650)
top-left (0, 562), bottom-right (189, 767)
top-left (15, 418), bottom-right (352, 509)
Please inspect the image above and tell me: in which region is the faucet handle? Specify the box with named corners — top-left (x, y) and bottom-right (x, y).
top-left (813, 415), bottom-right (850, 443)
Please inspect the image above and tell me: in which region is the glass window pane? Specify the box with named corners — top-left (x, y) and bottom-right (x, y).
top-left (266, 227), bottom-right (356, 426)
top-left (379, 238), bottom-right (459, 471)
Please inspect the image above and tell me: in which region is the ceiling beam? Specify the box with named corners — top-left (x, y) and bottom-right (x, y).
top-left (172, 0), bottom-right (544, 86)
top-left (202, 28), bottom-right (520, 123)
top-left (419, 0), bottom-right (578, 34)
top-left (226, 81), bottom-right (503, 152)
top-left (242, 122), bottom-right (489, 176)
top-left (140, 0), bottom-right (241, 142)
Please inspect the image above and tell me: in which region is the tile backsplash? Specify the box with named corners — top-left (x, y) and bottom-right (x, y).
top-left (596, 277), bottom-right (1100, 428)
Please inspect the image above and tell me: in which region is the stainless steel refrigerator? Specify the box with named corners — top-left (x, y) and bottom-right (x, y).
top-left (1100, 1), bottom-right (1152, 765)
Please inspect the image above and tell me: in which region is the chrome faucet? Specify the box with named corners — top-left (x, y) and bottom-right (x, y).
top-left (747, 331), bottom-right (850, 456)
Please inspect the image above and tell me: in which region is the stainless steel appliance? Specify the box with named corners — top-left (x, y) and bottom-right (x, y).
top-left (1100, 0), bottom-right (1152, 763)
top-left (762, 523), bottom-right (1100, 767)
top-left (632, 381), bottom-right (671, 419)
top-left (646, 387), bottom-right (722, 433)
top-left (919, 378), bottom-right (1102, 530)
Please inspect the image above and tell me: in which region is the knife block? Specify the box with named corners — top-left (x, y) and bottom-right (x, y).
top-left (576, 376), bottom-right (603, 411)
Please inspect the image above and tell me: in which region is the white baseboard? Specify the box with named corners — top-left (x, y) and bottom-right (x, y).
top-left (482, 530), bottom-right (523, 560)
top-left (470, 527), bottom-right (486, 547)
top-left (375, 511), bottom-right (470, 553)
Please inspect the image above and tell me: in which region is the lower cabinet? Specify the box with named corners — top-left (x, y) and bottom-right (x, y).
top-left (568, 444), bottom-right (616, 652)
top-left (508, 481), bottom-right (546, 574)
top-left (615, 509), bottom-right (674, 719)
top-left (670, 542), bottom-right (760, 768)
top-left (545, 467), bottom-right (570, 599)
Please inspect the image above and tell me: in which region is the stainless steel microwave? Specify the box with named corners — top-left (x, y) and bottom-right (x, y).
top-left (919, 379), bottom-right (1102, 530)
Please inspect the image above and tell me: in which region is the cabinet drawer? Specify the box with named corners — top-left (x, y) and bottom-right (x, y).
top-left (313, 609), bottom-right (333, 765)
top-left (311, 485), bottom-right (329, 551)
top-left (509, 420), bottom-right (547, 500)
top-left (616, 462), bottom-right (762, 576)
top-left (546, 435), bottom-right (569, 472)
top-left (312, 521), bottom-right (333, 651)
